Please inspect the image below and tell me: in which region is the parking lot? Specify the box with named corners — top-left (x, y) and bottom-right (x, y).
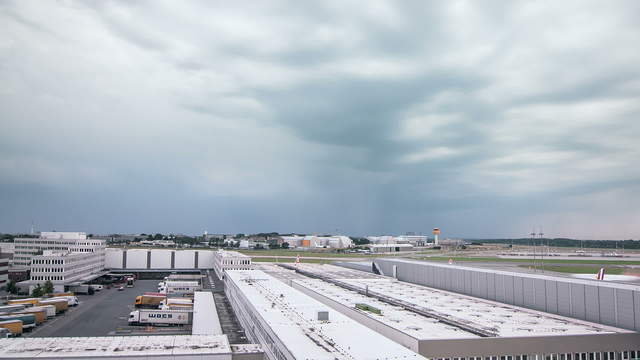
top-left (26, 280), bottom-right (190, 337)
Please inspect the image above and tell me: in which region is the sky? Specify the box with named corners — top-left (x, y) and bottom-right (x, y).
top-left (1, 1), bottom-right (639, 239)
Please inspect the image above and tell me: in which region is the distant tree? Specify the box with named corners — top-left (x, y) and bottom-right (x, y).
top-left (281, 242), bottom-right (290, 249)
top-left (43, 280), bottom-right (54, 294)
top-left (6, 280), bottom-right (18, 294)
top-left (234, 233), bottom-right (245, 239)
top-left (31, 285), bottom-right (44, 297)
top-left (147, 234), bottom-right (153, 240)
top-left (88, 234), bottom-right (94, 238)
top-left (154, 233), bottom-right (163, 240)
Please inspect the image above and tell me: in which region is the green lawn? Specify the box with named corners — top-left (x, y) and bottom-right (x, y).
top-left (237, 249), bottom-right (382, 257)
top-left (518, 265), bottom-right (626, 275)
top-left (251, 257), bottom-right (333, 264)
top-left (417, 256), bottom-right (640, 265)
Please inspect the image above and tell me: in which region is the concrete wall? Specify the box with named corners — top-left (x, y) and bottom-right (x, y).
top-left (125, 249), bottom-right (148, 268)
top-left (374, 258), bottom-right (640, 332)
top-left (417, 333), bottom-right (640, 358)
top-left (150, 250), bottom-right (172, 268)
top-left (175, 250), bottom-right (197, 268)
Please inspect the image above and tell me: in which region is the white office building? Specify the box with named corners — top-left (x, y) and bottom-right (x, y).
top-left (212, 250), bottom-right (252, 279)
top-left (13, 232), bottom-right (105, 269)
top-left (13, 232), bottom-right (106, 293)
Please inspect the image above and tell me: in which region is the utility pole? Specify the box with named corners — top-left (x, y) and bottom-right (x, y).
top-left (530, 230), bottom-right (537, 272)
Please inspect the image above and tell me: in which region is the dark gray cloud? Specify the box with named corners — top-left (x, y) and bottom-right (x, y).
top-left (1, 1), bottom-right (639, 239)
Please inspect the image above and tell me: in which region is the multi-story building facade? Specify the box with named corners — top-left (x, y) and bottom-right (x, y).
top-left (0, 254), bottom-right (8, 289)
top-left (12, 232), bottom-right (106, 293)
top-left (13, 232), bottom-right (105, 269)
top-left (212, 250), bottom-right (252, 279)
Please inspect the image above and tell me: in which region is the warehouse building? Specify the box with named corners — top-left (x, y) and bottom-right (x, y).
top-left (277, 263), bottom-right (640, 359)
top-left (373, 258), bottom-right (640, 332)
top-left (224, 269), bottom-right (427, 360)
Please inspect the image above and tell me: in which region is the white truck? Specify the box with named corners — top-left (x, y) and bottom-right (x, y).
top-left (53, 296), bottom-right (79, 306)
top-left (157, 281), bottom-right (201, 295)
top-left (128, 309), bottom-right (193, 326)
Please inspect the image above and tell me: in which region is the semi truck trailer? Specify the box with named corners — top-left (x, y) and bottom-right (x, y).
top-left (128, 309), bottom-right (193, 326)
top-left (0, 314), bottom-right (36, 330)
top-left (29, 305), bottom-right (56, 318)
top-left (165, 274), bottom-right (202, 282)
top-left (157, 281), bottom-right (201, 295)
top-left (134, 294), bottom-right (166, 309)
top-left (10, 310), bottom-right (46, 324)
top-left (0, 320), bottom-right (23, 336)
top-left (7, 298), bottom-right (40, 306)
top-left (38, 299), bottom-right (68, 313)
top-left (0, 305), bottom-right (26, 314)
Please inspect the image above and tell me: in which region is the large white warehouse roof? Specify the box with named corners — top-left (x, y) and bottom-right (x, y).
top-left (226, 269), bottom-right (426, 359)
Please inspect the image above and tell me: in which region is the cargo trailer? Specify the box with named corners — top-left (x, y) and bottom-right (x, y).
top-left (7, 298), bottom-right (40, 306)
top-left (10, 310), bottom-right (45, 324)
top-left (134, 294), bottom-right (166, 309)
top-left (0, 305), bottom-right (26, 314)
top-left (29, 305), bottom-right (56, 318)
top-left (0, 320), bottom-right (22, 336)
top-left (128, 309), bottom-right (192, 326)
top-left (38, 299), bottom-right (68, 313)
top-left (0, 314), bottom-right (36, 330)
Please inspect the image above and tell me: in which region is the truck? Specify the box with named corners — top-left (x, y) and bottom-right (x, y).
top-left (0, 320), bottom-right (23, 336)
top-left (128, 309), bottom-right (193, 326)
top-left (38, 299), bottom-right (68, 313)
top-left (134, 294), bottom-right (166, 309)
top-left (157, 281), bottom-right (201, 295)
top-left (0, 305), bottom-right (26, 314)
top-left (29, 305), bottom-right (56, 318)
top-left (0, 314), bottom-right (36, 330)
top-left (51, 295), bottom-right (79, 306)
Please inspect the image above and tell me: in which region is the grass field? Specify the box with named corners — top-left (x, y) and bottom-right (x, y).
top-left (237, 249), bottom-right (378, 257)
top-left (417, 256), bottom-right (640, 265)
top-left (251, 257), bottom-right (333, 264)
top-left (517, 265), bottom-right (627, 275)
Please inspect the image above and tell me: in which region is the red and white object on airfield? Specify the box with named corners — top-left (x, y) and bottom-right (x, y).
top-left (596, 267), bottom-right (606, 280)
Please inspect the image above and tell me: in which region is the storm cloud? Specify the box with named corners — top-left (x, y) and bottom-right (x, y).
top-left (1, 1), bottom-right (639, 239)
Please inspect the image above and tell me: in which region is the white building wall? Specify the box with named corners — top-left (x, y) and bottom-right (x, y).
top-left (150, 249), bottom-right (172, 268)
top-left (105, 248), bottom-right (123, 268)
top-left (198, 251), bottom-right (215, 269)
top-left (174, 250), bottom-right (196, 268)
top-left (125, 249), bottom-right (147, 268)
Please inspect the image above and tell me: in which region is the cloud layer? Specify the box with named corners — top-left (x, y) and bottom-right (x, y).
top-left (1, 1), bottom-right (639, 239)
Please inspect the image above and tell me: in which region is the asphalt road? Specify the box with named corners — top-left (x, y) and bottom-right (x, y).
top-left (27, 280), bottom-right (160, 337)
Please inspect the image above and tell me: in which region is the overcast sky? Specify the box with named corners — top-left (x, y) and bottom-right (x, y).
top-left (1, 1), bottom-right (639, 239)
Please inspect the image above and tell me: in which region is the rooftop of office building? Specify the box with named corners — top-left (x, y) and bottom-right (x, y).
top-left (0, 335), bottom-right (234, 358)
